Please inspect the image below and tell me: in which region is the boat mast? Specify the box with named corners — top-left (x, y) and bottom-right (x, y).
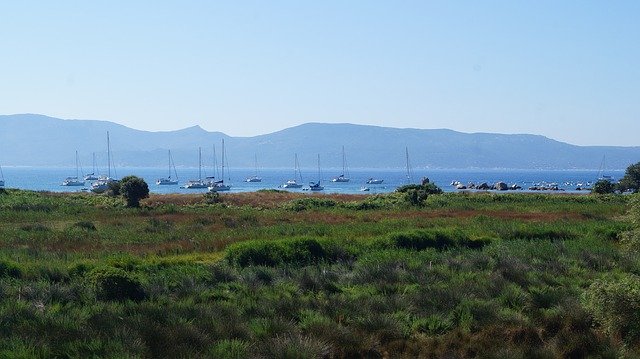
top-left (75, 150), bottom-right (79, 178)
top-left (405, 147), bottom-right (414, 184)
top-left (170, 150), bottom-right (178, 180)
top-left (221, 139), bottom-right (225, 182)
top-left (254, 154), bottom-right (259, 177)
top-left (342, 146), bottom-right (346, 176)
top-left (198, 147), bottom-right (202, 180)
top-left (107, 131), bottom-right (111, 178)
top-left (317, 154), bottom-right (321, 183)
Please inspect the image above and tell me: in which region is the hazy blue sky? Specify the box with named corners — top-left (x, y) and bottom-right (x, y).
top-left (1, 1), bottom-right (638, 146)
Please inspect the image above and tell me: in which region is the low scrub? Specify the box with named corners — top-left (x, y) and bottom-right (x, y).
top-left (284, 198), bottom-right (338, 211)
top-left (583, 274), bottom-right (640, 345)
top-left (88, 267), bottom-right (146, 302)
top-left (226, 237), bottom-right (351, 267)
top-left (379, 229), bottom-right (492, 251)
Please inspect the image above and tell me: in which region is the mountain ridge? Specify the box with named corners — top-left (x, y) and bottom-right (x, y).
top-left (1, 114), bottom-right (638, 169)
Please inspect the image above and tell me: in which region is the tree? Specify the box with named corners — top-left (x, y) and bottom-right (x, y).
top-left (120, 175), bottom-right (149, 207)
top-left (619, 162), bottom-right (640, 192)
top-left (592, 179), bottom-right (615, 194)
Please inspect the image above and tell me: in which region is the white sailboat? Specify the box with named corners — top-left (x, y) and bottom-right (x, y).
top-left (332, 145), bottom-right (350, 182)
top-left (405, 146), bottom-right (415, 184)
top-left (309, 154), bottom-right (324, 191)
top-left (185, 147), bottom-right (209, 189)
top-left (245, 154), bottom-right (262, 182)
top-left (209, 139), bottom-right (231, 192)
top-left (62, 150), bottom-right (85, 186)
top-left (282, 153), bottom-right (304, 188)
top-left (84, 152), bottom-right (99, 181)
top-left (366, 178), bottom-right (384, 185)
top-left (91, 132), bottom-right (118, 193)
top-left (157, 150), bottom-right (179, 185)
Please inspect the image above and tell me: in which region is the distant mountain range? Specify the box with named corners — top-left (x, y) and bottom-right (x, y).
top-left (1, 114), bottom-right (639, 170)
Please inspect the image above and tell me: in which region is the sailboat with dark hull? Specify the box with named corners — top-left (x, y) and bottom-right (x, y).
top-left (84, 152), bottom-right (99, 181)
top-left (209, 139), bottom-right (231, 192)
top-left (309, 154), bottom-right (324, 191)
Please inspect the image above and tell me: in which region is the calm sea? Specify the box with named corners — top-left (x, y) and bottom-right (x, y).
top-left (0, 167), bottom-right (623, 194)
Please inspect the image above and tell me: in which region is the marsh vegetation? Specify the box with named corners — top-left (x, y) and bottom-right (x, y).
top-left (0, 187), bottom-right (638, 357)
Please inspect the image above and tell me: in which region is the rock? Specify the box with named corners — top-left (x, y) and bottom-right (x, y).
top-left (495, 182), bottom-right (508, 191)
top-left (456, 184), bottom-right (467, 190)
top-left (477, 182), bottom-right (490, 190)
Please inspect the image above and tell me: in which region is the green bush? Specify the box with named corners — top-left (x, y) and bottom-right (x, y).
top-left (583, 274), bottom-right (640, 345)
top-left (396, 183), bottom-right (443, 206)
top-left (285, 198), bottom-right (337, 211)
top-left (0, 260), bottom-right (22, 279)
top-left (382, 229), bottom-right (491, 251)
top-left (88, 267), bottom-right (146, 302)
top-left (226, 237), bottom-right (347, 267)
top-left (592, 180), bottom-right (616, 194)
top-left (119, 176), bottom-right (149, 207)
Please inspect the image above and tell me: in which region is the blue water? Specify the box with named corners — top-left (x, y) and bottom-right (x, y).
top-left (0, 167), bottom-right (623, 194)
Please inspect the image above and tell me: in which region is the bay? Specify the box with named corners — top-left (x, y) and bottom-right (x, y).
top-left (0, 167), bottom-right (623, 194)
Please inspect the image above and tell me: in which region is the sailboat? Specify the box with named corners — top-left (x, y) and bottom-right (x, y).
top-left (91, 132), bottom-right (118, 193)
top-left (157, 150), bottom-right (179, 185)
top-left (84, 152), bottom-right (99, 181)
top-left (332, 146), bottom-right (350, 182)
top-left (405, 146), bottom-right (415, 184)
top-left (282, 153), bottom-right (304, 188)
top-left (245, 154), bottom-right (262, 182)
top-left (185, 147), bottom-right (209, 189)
top-left (309, 154), bottom-right (324, 191)
top-left (62, 150), bottom-right (85, 186)
top-left (209, 139), bottom-right (231, 192)
top-left (597, 155), bottom-right (614, 181)
top-left (0, 164), bottom-right (4, 187)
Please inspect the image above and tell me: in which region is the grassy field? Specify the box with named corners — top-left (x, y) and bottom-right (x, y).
top-left (0, 187), bottom-right (638, 358)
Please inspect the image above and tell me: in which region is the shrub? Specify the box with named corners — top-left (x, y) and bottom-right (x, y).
top-left (583, 274), bottom-right (640, 345)
top-left (208, 339), bottom-right (250, 359)
top-left (73, 221), bottom-right (97, 231)
top-left (0, 260), bottom-right (22, 279)
top-left (285, 198), bottom-right (337, 211)
top-left (203, 191), bottom-right (221, 204)
top-left (382, 229), bottom-right (491, 251)
top-left (88, 267), bottom-right (146, 302)
top-left (396, 183), bottom-right (443, 206)
top-left (119, 176), bottom-right (149, 207)
top-left (592, 180), bottom-right (615, 194)
top-left (226, 238), bottom-right (345, 267)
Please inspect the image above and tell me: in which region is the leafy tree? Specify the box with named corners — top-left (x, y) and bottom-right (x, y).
top-left (119, 175), bottom-right (149, 207)
top-left (107, 181), bottom-right (121, 197)
top-left (592, 179), bottom-right (615, 194)
top-left (397, 182), bottom-right (443, 206)
top-left (619, 162), bottom-right (640, 192)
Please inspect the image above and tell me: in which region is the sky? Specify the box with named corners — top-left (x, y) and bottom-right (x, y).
top-left (1, 1), bottom-right (638, 146)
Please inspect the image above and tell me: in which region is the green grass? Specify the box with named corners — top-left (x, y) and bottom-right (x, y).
top-left (0, 188), bottom-right (638, 357)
